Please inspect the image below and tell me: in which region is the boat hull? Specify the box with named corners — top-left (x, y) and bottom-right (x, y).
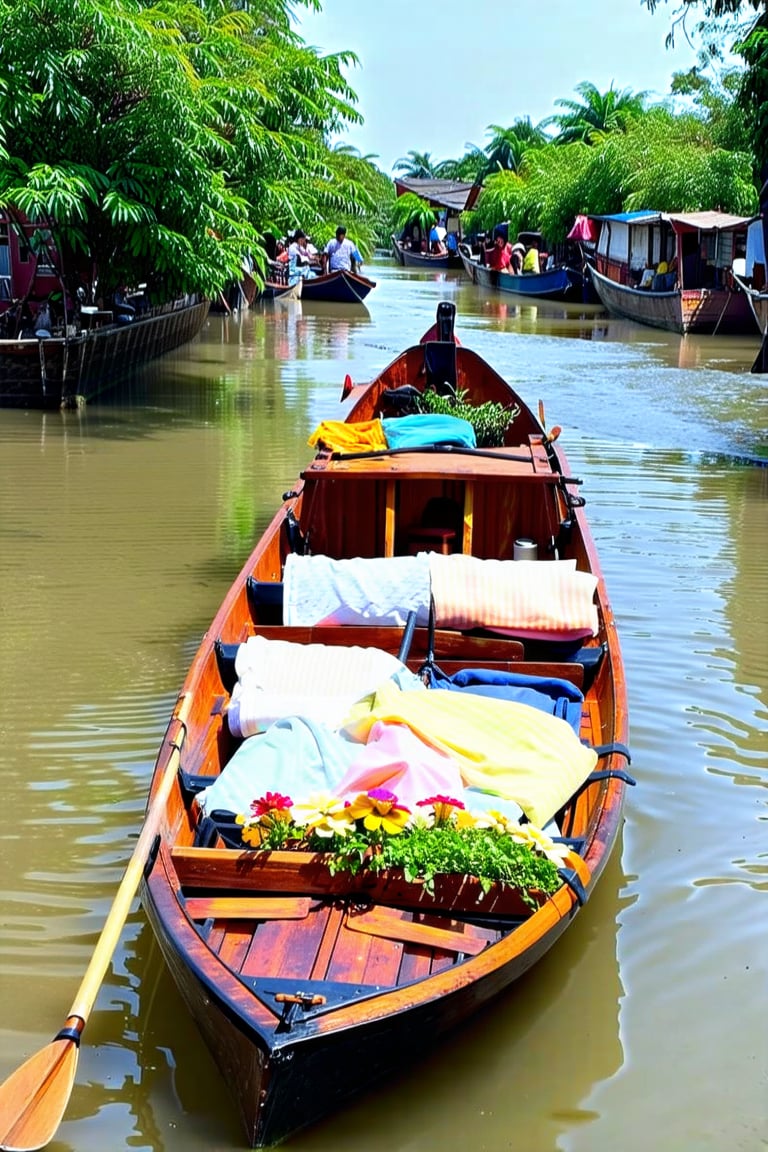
top-left (459, 245), bottom-right (580, 300)
top-left (392, 237), bottom-right (462, 270)
top-left (260, 277), bottom-right (303, 302)
top-left (142, 836), bottom-right (580, 1146)
top-left (300, 269), bottom-right (375, 303)
top-left (0, 298), bottom-right (210, 407)
top-left (141, 307), bottom-right (629, 1146)
top-left (589, 264), bottom-right (757, 335)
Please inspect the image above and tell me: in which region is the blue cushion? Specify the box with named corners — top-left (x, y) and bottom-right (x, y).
top-left (425, 666), bottom-right (584, 735)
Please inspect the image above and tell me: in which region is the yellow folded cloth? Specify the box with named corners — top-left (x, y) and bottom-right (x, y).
top-left (308, 419), bottom-right (388, 454)
top-left (343, 679), bottom-right (597, 828)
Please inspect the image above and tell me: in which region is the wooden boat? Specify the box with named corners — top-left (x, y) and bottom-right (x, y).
top-left (459, 242), bottom-right (582, 300)
top-left (391, 234), bottom-right (462, 270)
top-left (299, 268), bottom-right (375, 304)
top-left (137, 301), bottom-right (631, 1147)
top-left (259, 277), bottom-right (303, 303)
top-left (392, 178), bottom-right (481, 271)
top-left (587, 210), bottom-right (757, 335)
top-left (0, 296), bottom-right (210, 408)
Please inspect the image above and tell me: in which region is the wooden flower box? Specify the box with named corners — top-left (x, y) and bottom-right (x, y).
top-left (171, 846), bottom-right (550, 918)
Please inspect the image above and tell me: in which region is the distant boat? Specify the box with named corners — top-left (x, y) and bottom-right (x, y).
top-left (586, 210), bottom-right (757, 335)
top-left (0, 297), bottom-right (210, 408)
top-left (259, 277), bottom-right (303, 303)
top-left (299, 269), bottom-right (376, 304)
top-left (392, 177), bottom-right (481, 270)
top-left (391, 234), bottom-right (462, 270)
top-left (458, 243), bottom-right (582, 300)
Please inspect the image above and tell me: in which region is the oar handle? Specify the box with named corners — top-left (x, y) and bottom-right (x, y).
top-left (66, 695), bottom-right (192, 1025)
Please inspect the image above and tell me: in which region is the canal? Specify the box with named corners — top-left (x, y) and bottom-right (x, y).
top-left (0, 261), bottom-right (766, 1151)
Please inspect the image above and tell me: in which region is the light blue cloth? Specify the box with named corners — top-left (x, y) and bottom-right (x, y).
top-left (197, 716), bottom-right (360, 817)
top-left (382, 414), bottom-right (477, 451)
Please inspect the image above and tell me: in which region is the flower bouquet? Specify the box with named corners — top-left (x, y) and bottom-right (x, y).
top-left (234, 788), bottom-right (573, 914)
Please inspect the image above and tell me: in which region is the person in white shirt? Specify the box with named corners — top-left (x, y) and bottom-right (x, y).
top-left (287, 229), bottom-right (315, 282)
top-left (322, 226), bottom-right (362, 274)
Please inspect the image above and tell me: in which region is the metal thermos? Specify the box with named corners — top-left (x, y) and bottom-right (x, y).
top-left (513, 538), bottom-right (538, 561)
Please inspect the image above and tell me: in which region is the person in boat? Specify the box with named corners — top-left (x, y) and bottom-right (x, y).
top-left (288, 230), bottom-right (315, 282)
top-left (510, 242), bottom-right (525, 275)
top-left (445, 231), bottom-right (459, 256)
top-left (486, 233), bottom-right (513, 272)
top-left (113, 285), bottom-right (136, 323)
top-left (322, 226), bottom-right (362, 274)
top-left (522, 240), bottom-right (541, 274)
top-left (429, 222), bottom-right (447, 256)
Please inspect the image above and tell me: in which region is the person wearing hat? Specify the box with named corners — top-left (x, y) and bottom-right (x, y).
top-left (287, 229), bottom-right (315, 283)
top-left (322, 226), bottom-right (362, 274)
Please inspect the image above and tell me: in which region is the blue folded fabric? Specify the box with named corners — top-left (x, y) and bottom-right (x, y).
top-left (382, 414), bottom-right (476, 451)
top-left (425, 666), bottom-right (584, 735)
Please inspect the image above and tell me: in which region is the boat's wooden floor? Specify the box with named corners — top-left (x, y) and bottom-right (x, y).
top-left (187, 894), bottom-right (507, 990)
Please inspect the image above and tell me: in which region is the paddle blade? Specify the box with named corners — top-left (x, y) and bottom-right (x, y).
top-left (0, 1039), bottom-right (78, 1151)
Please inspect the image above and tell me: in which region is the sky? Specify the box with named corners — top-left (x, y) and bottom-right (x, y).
top-left (292, 0), bottom-right (708, 174)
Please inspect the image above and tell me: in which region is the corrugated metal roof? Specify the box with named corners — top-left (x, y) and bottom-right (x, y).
top-left (664, 211), bottom-right (753, 231)
top-left (393, 178), bottom-right (482, 212)
top-left (589, 209), bottom-right (752, 231)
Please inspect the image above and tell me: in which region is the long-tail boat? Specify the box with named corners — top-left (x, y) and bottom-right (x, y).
top-left (299, 267), bottom-right (376, 304)
top-left (0, 296), bottom-right (210, 408)
top-left (129, 301), bottom-right (632, 1146)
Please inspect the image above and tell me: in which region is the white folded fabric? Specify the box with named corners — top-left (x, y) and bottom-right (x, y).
top-left (283, 552), bottom-right (431, 627)
top-left (228, 635), bottom-right (420, 737)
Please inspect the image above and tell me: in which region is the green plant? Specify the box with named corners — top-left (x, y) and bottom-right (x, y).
top-left (236, 790), bottom-right (568, 906)
top-left (417, 386), bottom-right (519, 448)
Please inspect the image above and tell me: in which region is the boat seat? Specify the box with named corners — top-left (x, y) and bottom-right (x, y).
top-left (246, 577), bottom-right (284, 623)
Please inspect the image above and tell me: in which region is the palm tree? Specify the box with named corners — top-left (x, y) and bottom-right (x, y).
top-left (393, 151), bottom-right (438, 178)
top-left (543, 82), bottom-right (648, 144)
top-left (483, 119), bottom-right (548, 172)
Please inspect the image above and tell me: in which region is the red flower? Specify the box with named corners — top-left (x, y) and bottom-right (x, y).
top-left (250, 791), bottom-right (293, 817)
top-left (417, 795), bottom-right (465, 825)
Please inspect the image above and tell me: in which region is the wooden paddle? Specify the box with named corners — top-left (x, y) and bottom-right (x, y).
top-left (0, 694), bottom-right (192, 1152)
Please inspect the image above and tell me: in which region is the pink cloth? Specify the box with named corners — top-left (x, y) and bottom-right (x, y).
top-left (334, 721), bottom-right (464, 810)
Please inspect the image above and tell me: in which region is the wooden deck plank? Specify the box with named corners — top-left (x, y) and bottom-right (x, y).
top-left (325, 921), bottom-right (375, 984)
top-left (241, 622), bottom-right (525, 662)
top-left (397, 946), bottom-right (433, 984)
top-left (240, 906), bottom-right (329, 980)
top-left (361, 937), bottom-right (404, 987)
top-left (310, 902), bottom-right (346, 981)
top-left (216, 926), bottom-right (254, 973)
top-left (185, 896), bottom-right (311, 921)
top-left (345, 908), bottom-right (488, 956)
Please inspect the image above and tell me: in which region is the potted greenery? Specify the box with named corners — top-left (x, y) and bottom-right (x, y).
top-left (233, 789), bottom-right (570, 914)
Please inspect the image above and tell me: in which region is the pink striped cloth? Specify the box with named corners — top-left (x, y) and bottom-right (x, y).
top-left (429, 554), bottom-right (598, 636)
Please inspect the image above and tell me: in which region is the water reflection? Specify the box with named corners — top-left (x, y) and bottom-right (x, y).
top-left (0, 261), bottom-right (766, 1152)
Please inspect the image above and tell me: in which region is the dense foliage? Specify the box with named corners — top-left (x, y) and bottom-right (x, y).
top-left (0, 0), bottom-right (384, 302)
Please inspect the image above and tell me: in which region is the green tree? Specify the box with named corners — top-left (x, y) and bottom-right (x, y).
top-left (643, 0), bottom-right (767, 177)
top-left (0, 0), bottom-right (366, 303)
top-left (543, 81), bottom-right (648, 143)
top-left (393, 151), bottom-right (438, 178)
top-left (463, 105), bottom-right (757, 243)
top-left (482, 119), bottom-right (548, 172)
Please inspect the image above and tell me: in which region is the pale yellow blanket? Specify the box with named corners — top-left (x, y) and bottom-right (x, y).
top-left (343, 679), bottom-right (597, 827)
